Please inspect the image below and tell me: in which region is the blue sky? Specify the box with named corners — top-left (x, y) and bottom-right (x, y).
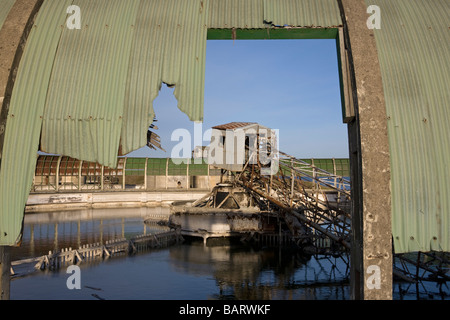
top-left (128, 39), bottom-right (349, 159)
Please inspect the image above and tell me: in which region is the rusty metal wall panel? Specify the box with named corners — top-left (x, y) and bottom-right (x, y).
top-left (212, 122), bottom-right (256, 130)
top-left (207, 0), bottom-right (264, 29)
top-left (121, 0), bottom-right (208, 154)
top-left (0, 0), bottom-right (71, 246)
top-left (264, 0), bottom-right (342, 27)
top-left (367, 0), bottom-right (449, 253)
top-left (0, 0), bottom-right (15, 30)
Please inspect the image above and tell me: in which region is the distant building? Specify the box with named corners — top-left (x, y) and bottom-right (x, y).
top-left (192, 146), bottom-right (209, 159)
top-left (208, 122), bottom-right (278, 173)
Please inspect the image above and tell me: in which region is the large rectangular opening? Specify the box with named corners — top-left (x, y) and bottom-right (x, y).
top-left (140, 28), bottom-right (351, 163)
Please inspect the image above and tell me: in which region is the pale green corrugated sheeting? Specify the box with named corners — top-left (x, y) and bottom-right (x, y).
top-left (207, 0), bottom-right (265, 29)
top-left (121, 0), bottom-right (208, 155)
top-left (366, 0), bottom-right (449, 253)
top-left (2, 0), bottom-right (447, 253)
top-left (41, 0), bottom-right (141, 168)
top-left (0, 0), bottom-right (15, 30)
top-left (0, 0), bottom-right (344, 246)
top-left (206, 0), bottom-right (342, 29)
top-left (41, 0), bottom-right (208, 161)
top-left (0, 0), bottom-right (72, 246)
top-left (264, 0), bottom-right (342, 27)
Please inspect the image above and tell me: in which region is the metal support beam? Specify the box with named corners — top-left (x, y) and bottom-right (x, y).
top-left (0, 246), bottom-right (11, 300)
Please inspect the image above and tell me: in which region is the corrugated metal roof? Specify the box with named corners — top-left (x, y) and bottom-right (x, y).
top-left (0, 0), bottom-right (209, 245)
top-left (207, 0), bottom-right (342, 30)
top-left (121, 0), bottom-right (208, 155)
top-left (41, 0), bottom-right (141, 168)
top-left (263, 0), bottom-right (342, 27)
top-left (367, 0), bottom-right (450, 253)
top-left (0, 0), bottom-right (15, 31)
top-left (212, 122), bottom-right (257, 130)
top-left (2, 0), bottom-right (446, 253)
top-left (0, 0), bottom-right (72, 246)
top-left (207, 0), bottom-right (265, 29)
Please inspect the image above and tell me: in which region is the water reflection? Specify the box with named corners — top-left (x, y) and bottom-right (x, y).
top-left (169, 239), bottom-right (350, 300)
top-left (10, 208), bottom-right (446, 300)
top-left (11, 207), bottom-right (351, 300)
top-left (14, 207), bottom-right (170, 261)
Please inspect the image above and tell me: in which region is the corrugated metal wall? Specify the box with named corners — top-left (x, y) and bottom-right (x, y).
top-left (0, 0), bottom-right (15, 30)
top-left (206, 0), bottom-right (342, 29)
top-left (264, 0), bottom-right (341, 27)
top-left (2, 0), bottom-right (447, 253)
top-left (207, 0), bottom-right (265, 29)
top-left (41, 0), bottom-right (140, 168)
top-left (0, 0), bottom-right (72, 245)
top-left (39, 0), bottom-right (209, 163)
top-left (0, 0), bottom-right (343, 246)
top-left (366, 0), bottom-right (449, 253)
top-left (122, 0), bottom-right (208, 155)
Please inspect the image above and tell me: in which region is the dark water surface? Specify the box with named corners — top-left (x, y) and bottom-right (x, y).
top-left (9, 208), bottom-right (448, 300)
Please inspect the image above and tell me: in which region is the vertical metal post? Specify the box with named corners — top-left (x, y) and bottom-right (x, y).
top-left (55, 155), bottom-right (62, 192)
top-left (165, 158), bottom-right (169, 189)
top-left (101, 165), bottom-right (104, 191)
top-left (78, 160), bottom-right (83, 190)
top-left (186, 159), bottom-right (189, 189)
top-left (122, 158), bottom-right (127, 190)
top-left (333, 158), bottom-right (337, 188)
top-left (144, 158), bottom-right (148, 190)
top-left (290, 158), bottom-right (294, 206)
top-left (121, 218), bottom-right (125, 238)
top-left (0, 246), bottom-right (11, 300)
top-left (54, 223), bottom-right (58, 252)
top-left (207, 163), bottom-right (210, 190)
